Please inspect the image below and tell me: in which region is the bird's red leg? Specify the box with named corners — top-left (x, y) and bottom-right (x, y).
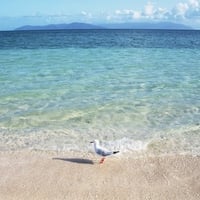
top-left (99, 157), bottom-right (105, 164)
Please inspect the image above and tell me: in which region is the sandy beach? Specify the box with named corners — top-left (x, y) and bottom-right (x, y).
top-left (0, 151), bottom-right (199, 200)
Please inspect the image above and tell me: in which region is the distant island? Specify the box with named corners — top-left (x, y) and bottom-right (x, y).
top-left (15, 22), bottom-right (103, 31)
top-left (15, 22), bottom-right (192, 31)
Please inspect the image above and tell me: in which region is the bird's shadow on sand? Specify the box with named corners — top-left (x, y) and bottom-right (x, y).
top-left (52, 157), bottom-right (94, 165)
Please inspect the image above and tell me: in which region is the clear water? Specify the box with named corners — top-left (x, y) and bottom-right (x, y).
top-left (0, 30), bottom-right (200, 154)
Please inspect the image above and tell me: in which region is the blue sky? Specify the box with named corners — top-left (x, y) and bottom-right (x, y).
top-left (1, 0), bottom-right (200, 30)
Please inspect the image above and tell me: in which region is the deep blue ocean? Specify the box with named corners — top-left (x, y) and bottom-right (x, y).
top-left (0, 29), bottom-right (200, 154)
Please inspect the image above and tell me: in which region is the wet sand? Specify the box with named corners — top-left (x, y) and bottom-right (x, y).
top-left (0, 151), bottom-right (200, 200)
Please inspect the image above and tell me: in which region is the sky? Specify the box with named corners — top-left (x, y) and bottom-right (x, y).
top-left (0, 0), bottom-right (200, 30)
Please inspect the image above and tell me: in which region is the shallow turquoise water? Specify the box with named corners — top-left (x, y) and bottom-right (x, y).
top-left (0, 30), bottom-right (200, 153)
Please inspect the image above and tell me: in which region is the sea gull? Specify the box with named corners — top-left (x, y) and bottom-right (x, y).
top-left (90, 139), bottom-right (119, 164)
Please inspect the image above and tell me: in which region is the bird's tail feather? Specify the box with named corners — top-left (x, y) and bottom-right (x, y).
top-left (113, 151), bottom-right (120, 154)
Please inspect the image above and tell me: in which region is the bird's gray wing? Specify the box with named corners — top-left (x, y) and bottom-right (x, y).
top-left (96, 148), bottom-right (112, 156)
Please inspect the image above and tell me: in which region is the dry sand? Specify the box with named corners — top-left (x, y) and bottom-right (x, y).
top-left (0, 151), bottom-right (200, 200)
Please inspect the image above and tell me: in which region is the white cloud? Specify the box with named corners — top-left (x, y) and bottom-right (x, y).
top-left (189, 0), bottom-right (199, 8)
top-left (175, 2), bottom-right (189, 17)
top-left (132, 11), bottom-right (142, 19)
top-left (144, 2), bottom-right (154, 16)
top-left (108, 0), bottom-right (200, 26)
top-left (115, 10), bottom-right (121, 15)
top-left (174, 0), bottom-right (200, 20)
top-left (124, 9), bottom-right (134, 15)
top-left (81, 11), bottom-right (92, 18)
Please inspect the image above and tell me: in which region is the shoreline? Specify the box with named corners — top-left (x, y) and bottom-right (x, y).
top-left (0, 150), bottom-right (199, 200)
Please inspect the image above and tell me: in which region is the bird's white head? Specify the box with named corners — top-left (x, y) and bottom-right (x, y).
top-left (90, 139), bottom-right (99, 146)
